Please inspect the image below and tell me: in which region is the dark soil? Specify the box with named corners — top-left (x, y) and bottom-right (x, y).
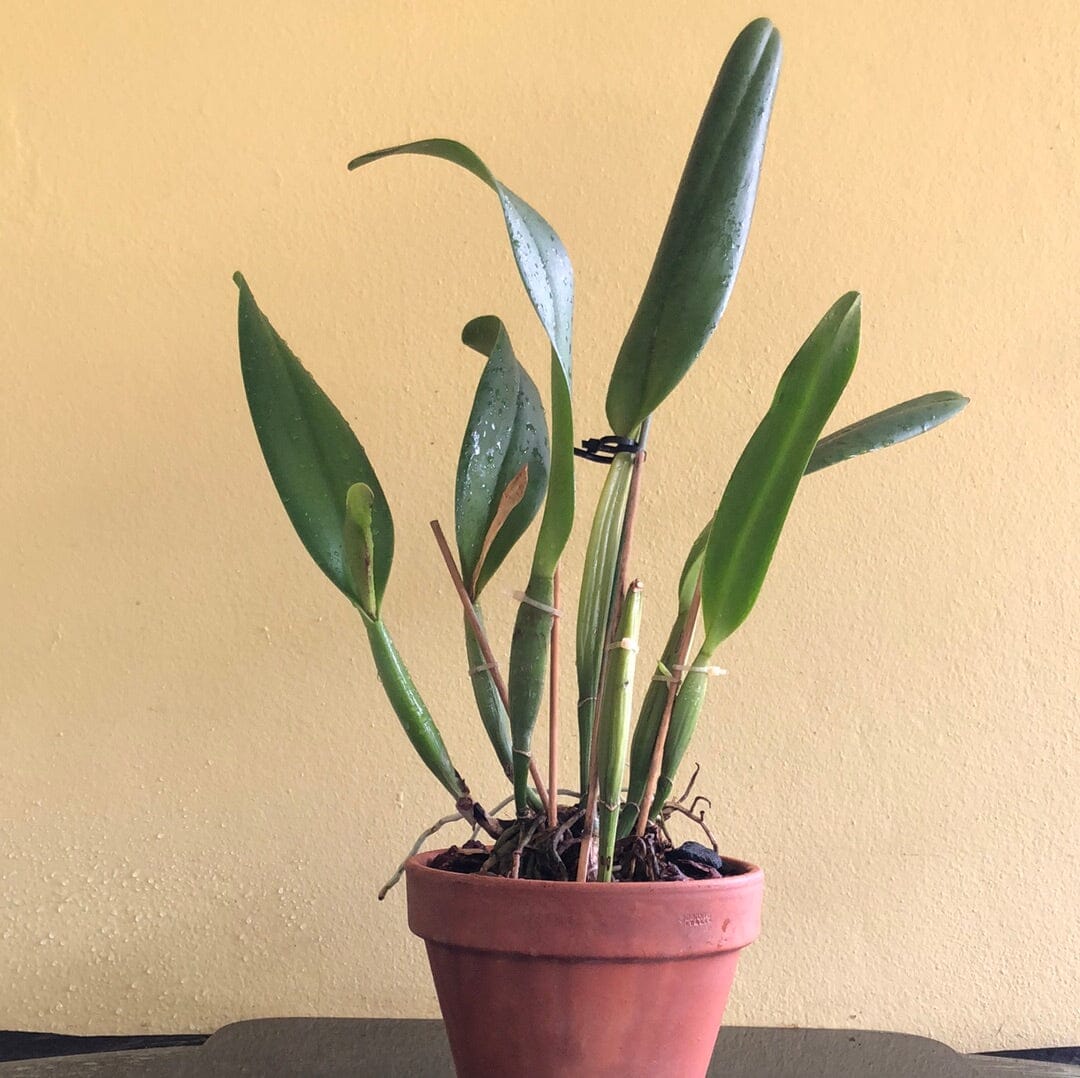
top-left (428, 805), bottom-right (750, 882)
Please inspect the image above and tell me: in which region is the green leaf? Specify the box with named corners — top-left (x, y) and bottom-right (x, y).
top-left (348, 140), bottom-right (575, 571)
top-left (606, 18), bottom-right (782, 435)
top-left (456, 317), bottom-right (549, 597)
top-left (805, 391), bottom-right (969, 475)
top-left (535, 349), bottom-right (575, 573)
top-left (700, 292), bottom-right (861, 651)
top-left (349, 139), bottom-right (572, 377)
top-left (235, 273), bottom-right (394, 607)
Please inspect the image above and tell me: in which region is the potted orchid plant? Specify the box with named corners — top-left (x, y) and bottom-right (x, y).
top-left (232, 17), bottom-right (966, 1078)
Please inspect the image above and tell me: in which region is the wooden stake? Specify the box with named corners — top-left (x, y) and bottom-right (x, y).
top-left (429, 520), bottom-right (550, 808)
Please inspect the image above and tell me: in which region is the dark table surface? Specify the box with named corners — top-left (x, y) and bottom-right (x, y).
top-left (0, 1019), bottom-right (1077, 1076)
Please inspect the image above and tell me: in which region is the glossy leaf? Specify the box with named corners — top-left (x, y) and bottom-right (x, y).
top-left (535, 349), bottom-right (575, 572)
top-left (606, 18), bottom-right (782, 435)
top-left (235, 273), bottom-right (393, 608)
top-left (349, 140), bottom-right (572, 376)
top-left (456, 317), bottom-right (548, 597)
top-left (805, 391), bottom-right (969, 475)
top-left (701, 292), bottom-right (861, 652)
top-left (348, 140), bottom-right (575, 571)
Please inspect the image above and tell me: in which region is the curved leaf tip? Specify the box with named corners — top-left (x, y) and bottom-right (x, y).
top-left (462, 315), bottom-right (502, 356)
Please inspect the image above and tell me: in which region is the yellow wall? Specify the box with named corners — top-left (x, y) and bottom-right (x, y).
top-left (3, 0), bottom-right (1077, 1053)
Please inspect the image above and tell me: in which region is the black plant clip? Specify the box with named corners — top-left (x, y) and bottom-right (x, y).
top-left (573, 434), bottom-right (643, 464)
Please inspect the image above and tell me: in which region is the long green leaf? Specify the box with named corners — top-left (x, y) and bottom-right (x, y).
top-left (348, 140), bottom-right (571, 375)
top-left (805, 391), bottom-right (969, 475)
top-left (456, 316), bottom-right (549, 597)
top-left (606, 18), bottom-right (782, 436)
top-left (348, 140), bottom-right (575, 568)
top-left (701, 291), bottom-right (861, 651)
top-left (235, 273), bottom-right (393, 609)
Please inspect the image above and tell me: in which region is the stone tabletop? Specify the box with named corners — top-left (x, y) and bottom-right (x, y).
top-left (1, 1020), bottom-right (1077, 1077)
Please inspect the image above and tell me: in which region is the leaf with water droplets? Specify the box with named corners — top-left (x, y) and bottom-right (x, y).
top-left (456, 317), bottom-right (549, 597)
top-left (606, 18), bottom-right (782, 435)
top-left (805, 391), bottom-right (969, 474)
top-left (348, 140), bottom-right (574, 572)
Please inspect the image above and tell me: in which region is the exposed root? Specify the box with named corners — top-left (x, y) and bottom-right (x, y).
top-left (673, 762), bottom-right (703, 807)
top-left (384, 777), bottom-right (744, 887)
top-left (663, 802), bottom-right (719, 853)
top-left (378, 791), bottom-right (521, 899)
top-left (378, 810), bottom-right (465, 900)
top-left (658, 763), bottom-right (718, 852)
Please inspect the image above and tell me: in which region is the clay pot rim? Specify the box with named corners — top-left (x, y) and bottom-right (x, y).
top-left (406, 848), bottom-right (763, 894)
top-left (406, 848), bottom-right (764, 958)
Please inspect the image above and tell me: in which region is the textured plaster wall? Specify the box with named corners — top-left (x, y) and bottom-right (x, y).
top-left (2, 0), bottom-right (1077, 1053)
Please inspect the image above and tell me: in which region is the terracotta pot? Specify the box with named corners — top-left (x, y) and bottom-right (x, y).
top-left (405, 850), bottom-right (763, 1078)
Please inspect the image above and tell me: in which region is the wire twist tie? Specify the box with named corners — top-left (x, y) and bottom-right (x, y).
top-left (606, 638), bottom-right (639, 653)
top-left (573, 434), bottom-right (642, 464)
top-left (468, 661), bottom-right (498, 676)
top-left (512, 590), bottom-right (562, 618)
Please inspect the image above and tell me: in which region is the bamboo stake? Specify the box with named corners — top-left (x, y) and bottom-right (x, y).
top-left (577, 422), bottom-right (651, 881)
top-left (635, 581), bottom-right (701, 836)
top-left (547, 567), bottom-right (560, 828)
top-left (430, 520), bottom-right (550, 809)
